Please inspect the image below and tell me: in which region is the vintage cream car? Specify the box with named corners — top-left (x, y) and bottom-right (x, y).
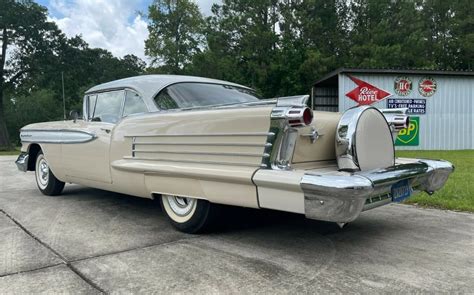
top-left (16, 75), bottom-right (454, 233)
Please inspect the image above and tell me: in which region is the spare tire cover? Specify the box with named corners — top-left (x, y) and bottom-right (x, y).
top-left (355, 108), bottom-right (394, 171)
top-left (336, 106), bottom-right (394, 171)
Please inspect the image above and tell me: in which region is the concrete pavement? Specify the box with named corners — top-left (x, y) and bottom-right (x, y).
top-left (0, 155), bottom-right (473, 293)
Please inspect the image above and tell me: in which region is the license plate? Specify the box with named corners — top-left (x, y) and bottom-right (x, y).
top-left (391, 179), bottom-right (412, 202)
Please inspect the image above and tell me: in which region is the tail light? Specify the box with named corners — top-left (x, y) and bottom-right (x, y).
top-left (286, 107), bottom-right (313, 127)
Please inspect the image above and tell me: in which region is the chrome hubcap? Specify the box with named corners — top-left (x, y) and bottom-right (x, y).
top-left (40, 161), bottom-right (49, 181)
top-left (36, 156), bottom-right (49, 189)
top-left (165, 195), bottom-right (196, 216)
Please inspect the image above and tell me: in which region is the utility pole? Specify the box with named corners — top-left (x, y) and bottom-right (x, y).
top-left (62, 71), bottom-right (66, 120)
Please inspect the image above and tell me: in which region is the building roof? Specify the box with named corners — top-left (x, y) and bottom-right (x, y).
top-left (85, 74), bottom-right (252, 100)
top-left (313, 67), bottom-right (474, 87)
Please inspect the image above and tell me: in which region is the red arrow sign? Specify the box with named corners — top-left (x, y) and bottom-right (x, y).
top-left (346, 75), bottom-right (392, 105)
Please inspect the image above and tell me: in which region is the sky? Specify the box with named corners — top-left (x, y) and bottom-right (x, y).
top-left (35, 0), bottom-right (220, 62)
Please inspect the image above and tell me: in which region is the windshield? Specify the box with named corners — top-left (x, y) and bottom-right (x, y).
top-left (154, 83), bottom-right (261, 110)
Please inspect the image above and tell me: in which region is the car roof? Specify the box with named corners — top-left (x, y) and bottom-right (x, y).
top-left (85, 75), bottom-right (253, 103)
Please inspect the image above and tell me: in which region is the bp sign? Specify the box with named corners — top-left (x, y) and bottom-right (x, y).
top-left (396, 117), bottom-right (419, 146)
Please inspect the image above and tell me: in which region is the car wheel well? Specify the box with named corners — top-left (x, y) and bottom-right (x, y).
top-left (27, 144), bottom-right (42, 171)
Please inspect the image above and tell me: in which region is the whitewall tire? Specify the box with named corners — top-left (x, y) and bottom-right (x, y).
top-left (160, 195), bottom-right (218, 233)
top-left (35, 152), bottom-right (65, 196)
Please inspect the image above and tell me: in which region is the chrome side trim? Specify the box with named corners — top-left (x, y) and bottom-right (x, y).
top-left (123, 156), bottom-right (266, 168)
top-left (125, 132), bottom-right (273, 138)
top-left (15, 152), bottom-right (29, 172)
top-left (132, 150), bottom-right (270, 158)
top-left (301, 158), bottom-right (454, 223)
top-left (134, 142), bottom-right (272, 147)
top-left (20, 129), bottom-right (97, 144)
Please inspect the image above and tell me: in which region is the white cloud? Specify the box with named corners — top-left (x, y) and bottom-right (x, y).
top-left (49, 0), bottom-right (149, 61)
top-left (46, 0), bottom-right (221, 62)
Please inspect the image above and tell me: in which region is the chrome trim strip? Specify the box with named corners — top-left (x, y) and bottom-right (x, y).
top-left (132, 150), bottom-right (269, 158)
top-left (123, 156), bottom-right (266, 168)
top-left (133, 142), bottom-right (271, 147)
top-left (20, 129), bottom-right (97, 144)
top-left (125, 132), bottom-right (274, 138)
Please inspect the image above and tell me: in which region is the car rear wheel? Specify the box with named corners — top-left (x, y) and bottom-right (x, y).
top-left (35, 152), bottom-right (65, 196)
top-left (160, 195), bottom-right (217, 233)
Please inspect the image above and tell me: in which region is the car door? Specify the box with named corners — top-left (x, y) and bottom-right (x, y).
top-left (62, 90), bottom-right (125, 183)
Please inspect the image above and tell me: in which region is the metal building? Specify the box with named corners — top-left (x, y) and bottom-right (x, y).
top-left (312, 68), bottom-right (474, 150)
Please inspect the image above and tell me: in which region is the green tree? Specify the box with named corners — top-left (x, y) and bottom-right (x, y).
top-left (189, 0), bottom-right (281, 97)
top-left (451, 0), bottom-right (474, 70)
top-left (348, 0), bottom-right (429, 68)
top-left (277, 0), bottom-right (350, 94)
top-left (145, 0), bottom-right (205, 73)
top-left (16, 35), bottom-right (146, 127)
top-left (0, 0), bottom-right (63, 147)
top-left (5, 88), bottom-right (62, 145)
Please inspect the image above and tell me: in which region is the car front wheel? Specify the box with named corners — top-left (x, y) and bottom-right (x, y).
top-left (35, 151), bottom-right (65, 196)
top-left (160, 194), bottom-right (217, 233)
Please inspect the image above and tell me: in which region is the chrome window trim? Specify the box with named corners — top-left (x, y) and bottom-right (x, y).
top-left (152, 82), bottom-right (261, 111)
top-left (85, 89), bottom-right (125, 122)
top-left (84, 88), bottom-right (150, 122)
top-left (122, 89), bottom-right (150, 117)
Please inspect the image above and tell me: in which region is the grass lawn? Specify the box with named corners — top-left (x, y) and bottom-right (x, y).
top-left (0, 148), bottom-right (20, 156)
top-left (397, 150), bottom-right (474, 212)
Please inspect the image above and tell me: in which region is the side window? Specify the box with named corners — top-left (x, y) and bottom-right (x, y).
top-left (91, 90), bottom-right (124, 124)
top-left (123, 90), bottom-right (148, 117)
top-left (154, 88), bottom-right (179, 110)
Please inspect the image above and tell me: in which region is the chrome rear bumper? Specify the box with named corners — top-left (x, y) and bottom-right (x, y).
top-left (301, 158), bottom-right (454, 223)
top-left (15, 152), bottom-right (29, 172)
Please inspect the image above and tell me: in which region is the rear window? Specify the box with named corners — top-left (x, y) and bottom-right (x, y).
top-left (154, 83), bottom-right (261, 110)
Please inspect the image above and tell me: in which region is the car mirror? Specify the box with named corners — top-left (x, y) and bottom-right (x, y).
top-left (69, 110), bottom-right (80, 123)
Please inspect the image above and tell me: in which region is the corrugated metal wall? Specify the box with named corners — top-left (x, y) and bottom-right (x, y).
top-left (336, 73), bottom-right (473, 150)
top-left (313, 87), bottom-right (338, 112)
